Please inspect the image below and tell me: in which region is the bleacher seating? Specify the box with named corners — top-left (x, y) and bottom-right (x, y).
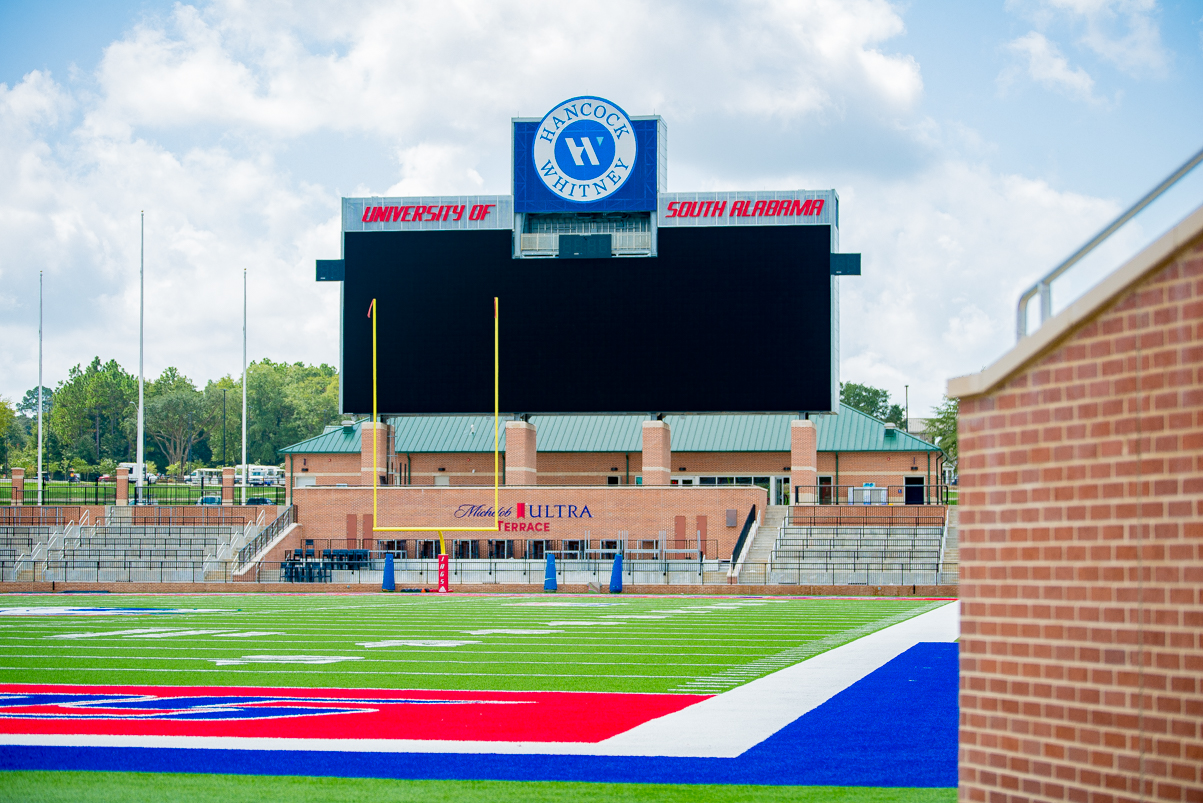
top-left (0, 523), bottom-right (247, 583)
top-left (769, 522), bottom-right (945, 585)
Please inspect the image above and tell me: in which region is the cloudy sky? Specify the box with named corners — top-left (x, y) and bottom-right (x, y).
top-left (1, 0), bottom-right (1200, 416)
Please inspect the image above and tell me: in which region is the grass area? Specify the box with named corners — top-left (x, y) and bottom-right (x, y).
top-left (0, 771), bottom-right (956, 803)
top-left (0, 593), bottom-right (945, 694)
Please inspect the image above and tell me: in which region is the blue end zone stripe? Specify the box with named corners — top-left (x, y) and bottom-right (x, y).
top-left (0, 643), bottom-right (957, 788)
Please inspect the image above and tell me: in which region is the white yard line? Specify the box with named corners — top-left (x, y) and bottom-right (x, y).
top-left (0, 601), bottom-right (959, 758)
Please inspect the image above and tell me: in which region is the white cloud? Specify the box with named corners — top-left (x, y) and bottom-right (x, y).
top-left (0, 0), bottom-right (1125, 419)
top-left (1003, 31), bottom-right (1100, 102)
top-left (834, 160), bottom-right (1118, 409)
top-left (1009, 0), bottom-right (1168, 75)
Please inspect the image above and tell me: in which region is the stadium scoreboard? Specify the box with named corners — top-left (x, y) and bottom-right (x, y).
top-left (321, 96), bottom-right (859, 415)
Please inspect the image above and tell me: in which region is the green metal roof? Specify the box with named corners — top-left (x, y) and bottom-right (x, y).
top-left (280, 406), bottom-right (942, 455)
top-left (665, 414), bottom-right (794, 451)
top-left (391, 415), bottom-right (508, 453)
top-left (814, 405), bottom-right (939, 453)
top-left (278, 422), bottom-right (362, 454)
top-left (530, 415), bottom-right (644, 452)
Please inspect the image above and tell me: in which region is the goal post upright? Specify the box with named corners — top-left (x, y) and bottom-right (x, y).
top-left (369, 297), bottom-right (502, 539)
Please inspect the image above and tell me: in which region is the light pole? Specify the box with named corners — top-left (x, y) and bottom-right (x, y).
top-left (136, 212), bottom-right (145, 504)
top-left (37, 269), bottom-right (42, 506)
top-left (221, 388), bottom-right (227, 466)
top-left (241, 267), bottom-right (247, 505)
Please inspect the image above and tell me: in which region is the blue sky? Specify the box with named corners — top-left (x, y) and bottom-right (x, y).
top-left (1, 0), bottom-right (1200, 416)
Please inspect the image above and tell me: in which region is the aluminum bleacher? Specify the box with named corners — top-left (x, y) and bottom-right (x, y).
top-left (1, 522), bottom-right (251, 583)
top-left (768, 517), bottom-right (950, 585)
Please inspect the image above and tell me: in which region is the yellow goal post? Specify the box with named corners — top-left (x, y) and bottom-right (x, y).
top-left (368, 297), bottom-right (501, 554)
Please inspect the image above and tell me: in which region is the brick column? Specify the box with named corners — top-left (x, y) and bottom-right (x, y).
top-left (790, 419), bottom-right (817, 503)
top-left (360, 422), bottom-right (389, 487)
top-left (10, 468), bottom-right (23, 506)
top-left (115, 467), bottom-right (129, 506)
top-left (641, 420), bottom-right (671, 486)
top-left (504, 421), bottom-right (537, 485)
top-left (221, 467), bottom-right (234, 505)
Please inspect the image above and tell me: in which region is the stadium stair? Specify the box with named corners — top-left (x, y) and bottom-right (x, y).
top-left (733, 505), bottom-right (785, 584)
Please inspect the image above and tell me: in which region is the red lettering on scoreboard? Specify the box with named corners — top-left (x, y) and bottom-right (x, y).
top-left (360, 204), bottom-right (478, 224)
top-left (664, 198), bottom-right (824, 219)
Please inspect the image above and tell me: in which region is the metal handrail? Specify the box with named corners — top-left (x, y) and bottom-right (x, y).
top-left (236, 505), bottom-right (295, 566)
top-left (729, 505), bottom-right (758, 564)
top-left (1017, 144), bottom-right (1203, 341)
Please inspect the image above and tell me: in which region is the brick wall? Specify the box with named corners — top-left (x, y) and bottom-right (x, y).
top-left (956, 239), bottom-right (1203, 801)
top-left (293, 484), bottom-right (766, 558)
top-left (819, 450), bottom-right (939, 490)
top-left (285, 449), bottom-right (934, 489)
top-left (288, 453), bottom-right (360, 486)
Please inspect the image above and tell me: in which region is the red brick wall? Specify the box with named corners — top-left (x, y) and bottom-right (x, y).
top-left (288, 453), bottom-right (361, 486)
top-left (538, 452), bottom-right (641, 484)
top-left (284, 449), bottom-right (935, 490)
top-left (293, 484), bottom-right (766, 558)
top-left (957, 240), bottom-right (1203, 802)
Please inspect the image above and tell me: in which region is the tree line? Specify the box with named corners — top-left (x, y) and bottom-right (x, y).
top-left (840, 381), bottom-right (957, 467)
top-left (0, 359), bottom-right (339, 479)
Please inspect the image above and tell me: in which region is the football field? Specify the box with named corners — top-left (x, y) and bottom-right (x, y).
top-left (0, 593), bottom-right (958, 802)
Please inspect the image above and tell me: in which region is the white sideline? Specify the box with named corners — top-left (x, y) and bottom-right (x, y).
top-left (0, 601), bottom-right (958, 758)
top-left (600, 599), bottom-right (959, 757)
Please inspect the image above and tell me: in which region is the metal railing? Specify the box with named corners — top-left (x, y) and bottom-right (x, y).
top-left (799, 484), bottom-right (951, 505)
top-left (236, 505), bottom-right (296, 566)
top-left (1017, 144), bottom-right (1203, 340)
top-left (135, 483), bottom-right (286, 506)
top-left (0, 559), bottom-right (234, 584)
top-left (0, 507), bottom-right (85, 526)
top-left (266, 555), bottom-right (731, 586)
top-left (783, 511), bottom-right (945, 529)
top-left (729, 505), bottom-right (758, 563)
top-left (0, 555), bottom-right (957, 587)
top-left (13, 485), bottom-right (116, 506)
top-left (285, 536), bottom-right (718, 563)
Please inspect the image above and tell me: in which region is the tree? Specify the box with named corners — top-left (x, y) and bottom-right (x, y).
top-left (47, 359), bottom-right (136, 464)
top-left (840, 382), bottom-right (905, 426)
top-left (17, 387), bottom-right (53, 416)
top-left (144, 380), bottom-right (206, 479)
top-left (926, 396), bottom-right (958, 464)
top-left (204, 360), bottom-right (340, 466)
top-left (0, 398), bottom-right (14, 471)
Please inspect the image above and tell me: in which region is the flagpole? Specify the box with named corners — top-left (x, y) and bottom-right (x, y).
top-left (136, 212), bottom-right (145, 504)
top-left (37, 269), bottom-right (43, 507)
top-left (241, 267), bottom-right (247, 506)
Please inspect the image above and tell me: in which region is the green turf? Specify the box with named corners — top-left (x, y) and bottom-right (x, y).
top-left (0, 593), bottom-right (948, 693)
top-left (0, 771), bottom-right (956, 803)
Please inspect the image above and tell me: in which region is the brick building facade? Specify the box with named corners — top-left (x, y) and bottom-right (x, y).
top-left (949, 206), bottom-right (1203, 801)
top-left (281, 406), bottom-right (944, 506)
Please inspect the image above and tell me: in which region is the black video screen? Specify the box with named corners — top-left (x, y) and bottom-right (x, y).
top-left (342, 225), bottom-right (833, 414)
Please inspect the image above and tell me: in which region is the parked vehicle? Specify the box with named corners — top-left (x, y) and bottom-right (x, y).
top-left (187, 468), bottom-right (225, 486)
top-left (245, 497), bottom-right (273, 506)
top-left (235, 465), bottom-right (285, 486)
top-left (118, 463), bottom-right (157, 484)
top-left (196, 495), bottom-right (221, 506)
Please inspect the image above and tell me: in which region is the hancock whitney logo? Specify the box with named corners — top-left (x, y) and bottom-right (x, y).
top-left (533, 96), bottom-right (637, 202)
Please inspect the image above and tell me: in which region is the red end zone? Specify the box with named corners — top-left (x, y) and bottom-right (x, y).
top-left (0, 684), bottom-right (710, 743)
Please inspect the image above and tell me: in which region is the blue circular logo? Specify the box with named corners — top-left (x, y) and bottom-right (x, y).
top-left (533, 97), bottom-right (637, 203)
top-left (552, 120), bottom-right (616, 182)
